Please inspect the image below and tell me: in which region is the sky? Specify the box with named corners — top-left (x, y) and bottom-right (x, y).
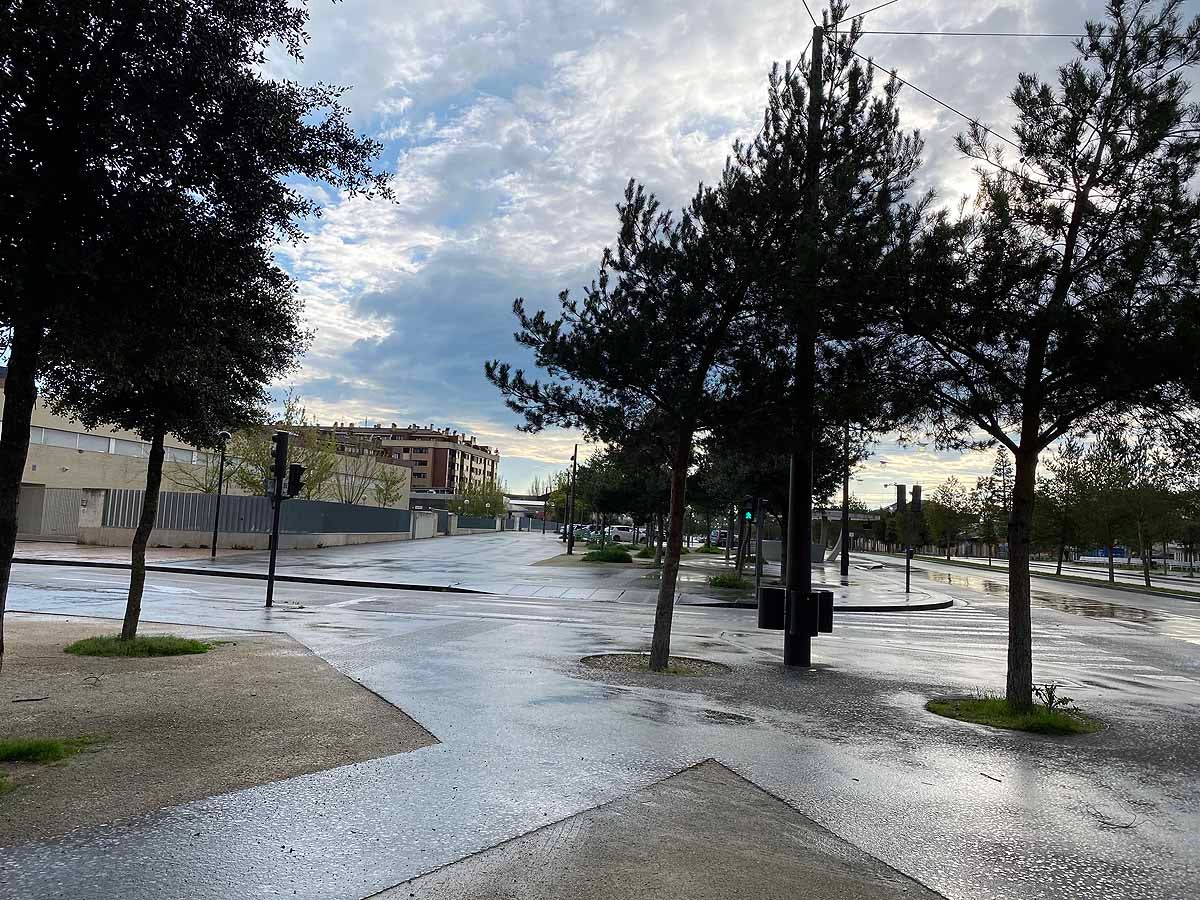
top-left (266, 0), bottom-right (1119, 505)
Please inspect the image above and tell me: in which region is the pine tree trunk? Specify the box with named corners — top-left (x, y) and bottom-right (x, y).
top-left (945, 530), bottom-right (951, 561)
top-left (1140, 530), bottom-right (1152, 589)
top-left (654, 512), bottom-right (664, 567)
top-left (1056, 525), bottom-right (1066, 576)
top-left (1006, 448), bottom-right (1038, 709)
top-left (649, 433), bottom-right (691, 672)
top-left (1107, 541), bottom-right (1115, 582)
top-left (123, 425), bottom-right (166, 640)
top-left (734, 514), bottom-right (749, 576)
top-left (0, 322), bottom-right (44, 675)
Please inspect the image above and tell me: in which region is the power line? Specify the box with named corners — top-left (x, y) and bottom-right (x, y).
top-left (800, 0), bottom-right (818, 28)
top-left (855, 0), bottom-right (905, 18)
top-left (852, 30), bottom-right (1085, 38)
top-left (847, 47), bottom-right (1023, 152)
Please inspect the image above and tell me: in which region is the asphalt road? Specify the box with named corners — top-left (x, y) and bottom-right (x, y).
top-left (3, 537), bottom-right (1198, 900)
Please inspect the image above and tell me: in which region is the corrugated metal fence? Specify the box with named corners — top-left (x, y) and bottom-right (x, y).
top-left (103, 490), bottom-right (410, 535)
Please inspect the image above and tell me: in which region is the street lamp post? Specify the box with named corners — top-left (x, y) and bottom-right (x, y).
top-left (210, 431), bottom-right (231, 559)
top-left (566, 444), bottom-right (578, 555)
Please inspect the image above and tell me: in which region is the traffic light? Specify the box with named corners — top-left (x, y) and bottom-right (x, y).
top-left (744, 509), bottom-right (753, 521)
top-left (287, 463), bottom-right (305, 498)
top-left (270, 431), bottom-right (290, 482)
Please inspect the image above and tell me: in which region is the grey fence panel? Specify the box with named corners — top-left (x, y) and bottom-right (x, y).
top-left (102, 491), bottom-right (405, 534)
top-left (457, 515), bottom-right (498, 530)
top-left (42, 488), bottom-right (83, 537)
top-left (436, 510), bottom-right (450, 535)
top-left (280, 500), bottom-right (410, 534)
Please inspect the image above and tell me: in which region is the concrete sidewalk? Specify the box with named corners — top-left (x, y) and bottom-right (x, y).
top-left (383, 760), bottom-right (944, 900)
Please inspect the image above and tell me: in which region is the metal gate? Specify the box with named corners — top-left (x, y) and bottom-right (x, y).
top-left (16, 485), bottom-right (81, 539)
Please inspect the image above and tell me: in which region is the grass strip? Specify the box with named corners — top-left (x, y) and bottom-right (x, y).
top-left (64, 634), bottom-right (211, 658)
top-left (926, 696), bottom-right (1101, 735)
top-left (0, 736), bottom-right (99, 764)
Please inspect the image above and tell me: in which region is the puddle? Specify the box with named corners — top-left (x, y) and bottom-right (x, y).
top-left (1033, 593), bottom-right (1161, 623)
top-left (701, 709), bottom-right (755, 725)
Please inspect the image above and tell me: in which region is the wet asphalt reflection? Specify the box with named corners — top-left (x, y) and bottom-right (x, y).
top-left (1, 538), bottom-right (1198, 900)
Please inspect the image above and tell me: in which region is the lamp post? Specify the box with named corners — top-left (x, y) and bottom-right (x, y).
top-left (210, 430), bottom-right (231, 559)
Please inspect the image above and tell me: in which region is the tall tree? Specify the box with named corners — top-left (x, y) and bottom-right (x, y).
top-left (1036, 436), bottom-right (1087, 575)
top-left (487, 173), bottom-right (759, 670)
top-left (734, 4), bottom-right (926, 600)
top-left (901, 1), bottom-right (1200, 706)
top-left (926, 477), bottom-right (972, 560)
top-left (0, 1), bottom-right (390, 668)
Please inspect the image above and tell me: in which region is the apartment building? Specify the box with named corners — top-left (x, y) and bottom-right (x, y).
top-left (325, 422), bottom-right (500, 493)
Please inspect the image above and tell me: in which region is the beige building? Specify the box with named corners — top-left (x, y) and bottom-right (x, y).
top-left (323, 422), bottom-right (499, 494)
top-left (4, 378), bottom-right (411, 538)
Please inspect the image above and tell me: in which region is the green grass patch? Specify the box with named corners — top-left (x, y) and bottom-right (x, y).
top-left (582, 545), bottom-right (633, 563)
top-left (708, 572), bottom-right (752, 590)
top-left (926, 696), bottom-right (1101, 736)
top-left (695, 543), bottom-right (722, 554)
top-left (635, 547), bottom-right (655, 559)
top-left (64, 634), bottom-right (212, 658)
top-left (0, 736), bottom-right (99, 764)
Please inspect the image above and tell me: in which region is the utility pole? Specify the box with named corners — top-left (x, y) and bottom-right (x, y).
top-left (783, 23), bottom-right (823, 668)
top-left (840, 422), bottom-right (851, 579)
top-left (566, 444), bottom-right (578, 555)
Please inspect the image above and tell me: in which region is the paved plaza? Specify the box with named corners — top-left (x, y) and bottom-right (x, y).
top-left (2, 533), bottom-right (1198, 899)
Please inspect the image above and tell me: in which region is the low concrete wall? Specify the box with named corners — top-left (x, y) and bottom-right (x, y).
top-left (78, 527), bottom-right (412, 550)
top-left (411, 510), bottom-right (438, 540)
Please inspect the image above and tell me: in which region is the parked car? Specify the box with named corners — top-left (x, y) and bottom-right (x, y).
top-left (609, 525), bottom-right (636, 542)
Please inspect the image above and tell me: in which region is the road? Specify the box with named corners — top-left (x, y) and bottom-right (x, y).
top-left (3, 534), bottom-right (1198, 900)
top-left (899, 551), bottom-right (1200, 595)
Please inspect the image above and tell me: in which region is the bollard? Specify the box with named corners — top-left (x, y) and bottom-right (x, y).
top-left (757, 585), bottom-right (786, 630)
top-left (817, 590), bottom-right (834, 633)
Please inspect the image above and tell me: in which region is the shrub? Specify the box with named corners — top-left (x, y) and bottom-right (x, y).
top-left (582, 545), bottom-right (633, 563)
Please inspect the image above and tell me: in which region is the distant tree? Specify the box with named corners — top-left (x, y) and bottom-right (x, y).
top-left (451, 481), bottom-right (507, 518)
top-left (0, 1), bottom-right (390, 667)
top-left (333, 453), bottom-right (382, 506)
top-left (925, 477), bottom-right (972, 560)
top-left (971, 476), bottom-right (1001, 564)
top-left (233, 394), bottom-right (340, 501)
top-left (901, 2), bottom-right (1200, 706)
top-left (1035, 437), bottom-right (1087, 574)
top-left (165, 448), bottom-right (245, 496)
top-left (1079, 431), bottom-right (1135, 583)
top-left (373, 464), bottom-right (407, 509)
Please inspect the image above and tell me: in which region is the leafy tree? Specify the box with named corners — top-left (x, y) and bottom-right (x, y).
top-left (165, 448), bottom-right (245, 496)
top-left (232, 395), bottom-right (340, 501)
top-left (333, 453), bottom-right (383, 506)
top-left (0, 1), bottom-right (390, 667)
top-left (1036, 436), bottom-right (1087, 574)
top-left (451, 481), bottom-right (506, 518)
top-left (925, 477), bottom-right (972, 560)
top-left (900, 2), bottom-right (1200, 706)
top-left (487, 173), bottom-right (759, 671)
top-left (373, 464), bottom-right (408, 509)
top-left (1079, 430), bottom-right (1134, 582)
top-left (971, 475), bottom-right (1002, 564)
top-left (43, 195), bottom-right (305, 640)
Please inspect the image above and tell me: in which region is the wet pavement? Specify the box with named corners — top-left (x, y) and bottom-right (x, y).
top-left (2, 540), bottom-right (1198, 900)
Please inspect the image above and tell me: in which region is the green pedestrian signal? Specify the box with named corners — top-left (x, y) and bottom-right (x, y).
top-left (744, 510), bottom-right (753, 521)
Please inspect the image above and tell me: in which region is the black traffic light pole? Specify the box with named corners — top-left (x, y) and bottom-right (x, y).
top-left (265, 431), bottom-right (288, 608)
top-left (264, 433), bottom-right (307, 609)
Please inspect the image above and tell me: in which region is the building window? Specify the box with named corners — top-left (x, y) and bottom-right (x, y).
top-left (113, 439), bottom-right (144, 457)
top-left (43, 428), bottom-right (78, 449)
top-left (77, 433), bottom-right (110, 452)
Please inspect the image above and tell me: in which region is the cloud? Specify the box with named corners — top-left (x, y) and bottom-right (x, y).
top-left (268, 0), bottom-right (1119, 489)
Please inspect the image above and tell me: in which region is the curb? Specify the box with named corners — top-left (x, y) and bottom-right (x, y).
top-left (12, 556), bottom-right (485, 595)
